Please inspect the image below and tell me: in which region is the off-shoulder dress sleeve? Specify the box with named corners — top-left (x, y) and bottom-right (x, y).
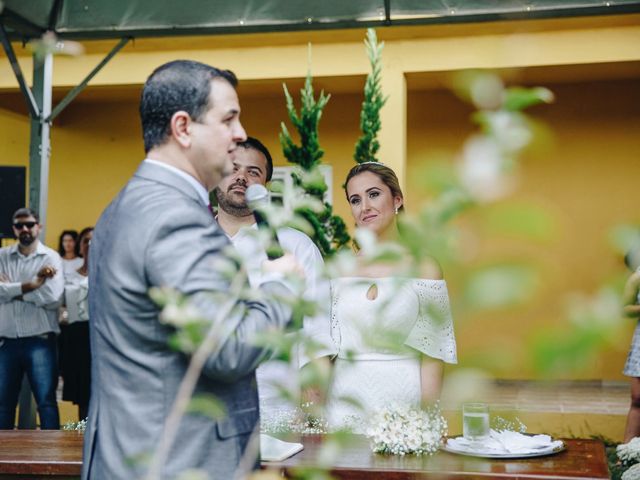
top-left (404, 279), bottom-right (457, 364)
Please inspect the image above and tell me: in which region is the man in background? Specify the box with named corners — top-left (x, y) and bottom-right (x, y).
top-left (214, 137), bottom-right (334, 425)
top-left (0, 207), bottom-right (63, 430)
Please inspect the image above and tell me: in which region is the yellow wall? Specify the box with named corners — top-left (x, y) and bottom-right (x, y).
top-left (0, 87), bottom-right (363, 240)
top-left (408, 79), bottom-right (640, 379)
top-left (1, 15), bottom-right (639, 380)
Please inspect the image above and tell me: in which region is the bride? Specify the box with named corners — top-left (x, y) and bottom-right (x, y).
top-left (326, 162), bottom-right (458, 431)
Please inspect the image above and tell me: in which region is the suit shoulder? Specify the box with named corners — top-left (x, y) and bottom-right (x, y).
top-left (122, 178), bottom-right (210, 223)
top-left (149, 204), bottom-right (220, 243)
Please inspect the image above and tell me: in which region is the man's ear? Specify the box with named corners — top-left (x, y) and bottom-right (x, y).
top-left (170, 111), bottom-right (192, 148)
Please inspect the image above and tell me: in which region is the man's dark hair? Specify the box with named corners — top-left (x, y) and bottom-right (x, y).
top-left (237, 137), bottom-right (273, 181)
top-left (140, 60), bottom-right (238, 153)
top-left (12, 207), bottom-right (39, 223)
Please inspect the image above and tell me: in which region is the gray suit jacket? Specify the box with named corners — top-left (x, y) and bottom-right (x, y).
top-left (82, 161), bottom-right (292, 479)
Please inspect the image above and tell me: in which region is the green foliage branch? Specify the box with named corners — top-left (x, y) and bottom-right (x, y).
top-left (354, 28), bottom-right (388, 164)
top-left (280, 69), bottom-right (350, 256)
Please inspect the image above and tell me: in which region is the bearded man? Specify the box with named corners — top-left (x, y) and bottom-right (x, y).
top-left (0, 207), bottom-right (63, 429)
top-left (214, 137), bottom-right (334, 425)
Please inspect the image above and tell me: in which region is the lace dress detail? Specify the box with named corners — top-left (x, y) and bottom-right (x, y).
top-left (326, 277), bottom-right (457, 432)
top-left (404, 279), bottom-right (457, 363)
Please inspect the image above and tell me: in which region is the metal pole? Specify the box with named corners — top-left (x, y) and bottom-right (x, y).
top-left (28, 52), bottom-right (53, 239)
top-left (0, 23), bottom-right (39, 118)
top-left (17, 52), bottom-right (54, 429)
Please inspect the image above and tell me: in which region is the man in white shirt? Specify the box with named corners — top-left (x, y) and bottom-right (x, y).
top-left (214, 137), bottom-right (335, 425)
top-left (0, 207), bottom-right (64, 429)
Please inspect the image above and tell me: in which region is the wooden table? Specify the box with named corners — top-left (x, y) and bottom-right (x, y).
top-left (0, 431), bottom-right (610, 479)
top-left (0, 431), bottom-right (82, 479)
top-left (266, 435), bottom-right (610, 480)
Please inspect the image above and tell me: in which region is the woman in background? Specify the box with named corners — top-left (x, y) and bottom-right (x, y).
top-left (623, 250), bottom-right (640, 442)
top-left (326, 162), bottom-right (457, 431)
top-left (57, 230), bottom-right (82, 280)
top-left (59, 227), bottom-right (93, 420)
top-left (57, 230), bottom-right (83, 395)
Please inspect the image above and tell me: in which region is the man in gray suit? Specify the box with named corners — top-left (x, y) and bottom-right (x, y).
top-left (82, 60), bottom-right (299, 479)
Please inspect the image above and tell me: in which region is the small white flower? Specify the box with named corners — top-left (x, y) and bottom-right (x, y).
top-left (457, 135), bottom-right (517, 203)
top-left (260, 404), bottom-right (328, 435)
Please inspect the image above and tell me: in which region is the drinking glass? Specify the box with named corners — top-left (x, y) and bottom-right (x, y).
top-left (462, 402), bottom-right (490, 444)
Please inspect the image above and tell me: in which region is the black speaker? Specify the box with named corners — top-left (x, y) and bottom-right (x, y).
top-left (0, 167), bottom-right (26, 239)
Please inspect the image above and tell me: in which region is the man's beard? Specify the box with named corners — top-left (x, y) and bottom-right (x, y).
top-left (214, 186), bottom-right (253, 218)
top-left (18, 233), bottom-right (35, 247)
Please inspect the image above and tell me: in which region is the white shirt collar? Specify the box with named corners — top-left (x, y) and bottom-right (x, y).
top-left (144, 158), bottom-right (210, 206)
top-left (214, 214), bottom-right (258, 242)
top-left (10, 240), bottom-right (45, 257)
top-left (228, 222), bottom-right (258, 242)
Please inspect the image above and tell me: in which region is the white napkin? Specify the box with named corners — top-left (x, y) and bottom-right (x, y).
top-left (447, 429), bottom-right (563, 454)
top-left (260, 434), bottom-right (304, 462)
top-left (490, 430), bottom-right (562, 453)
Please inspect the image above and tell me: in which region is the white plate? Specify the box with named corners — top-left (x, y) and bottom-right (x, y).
top-left (442, 437), bottom-right (565, 459)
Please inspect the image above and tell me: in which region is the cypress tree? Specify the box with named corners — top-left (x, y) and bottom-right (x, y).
top-left (279, 70), bottom-right (351, 256)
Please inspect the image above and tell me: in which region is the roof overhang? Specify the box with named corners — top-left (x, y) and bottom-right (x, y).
top-left (2, 0), bottom-right (640, 42)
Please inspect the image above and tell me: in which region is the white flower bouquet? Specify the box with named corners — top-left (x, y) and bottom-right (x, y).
top-left (619, 437), bottom-right (640, 464)
top-left (618, 437), bottom-right (640, 480)
top-left (366, 404), bottom-right (448, 455)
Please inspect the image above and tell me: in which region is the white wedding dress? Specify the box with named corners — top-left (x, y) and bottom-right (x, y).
top-left (326, 277), bottom-right (457, 432)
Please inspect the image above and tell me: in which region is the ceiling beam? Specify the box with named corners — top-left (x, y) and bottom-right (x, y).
top-left (47, 0), bottom-right (64, 31)
top-left (0, 22), bottom-right (40, 118)
top-left (47, 37), bottom-right (131, 123)
top-left (0, 8), bottom-right (46, 40)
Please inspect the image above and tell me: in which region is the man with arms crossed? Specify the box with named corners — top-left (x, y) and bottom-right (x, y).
top-left (214, 137), bottom-right (334, 425)
top-left (82, 61), bottom-right (300, 479)
top-left (0, 208), bottom-right (63, 430)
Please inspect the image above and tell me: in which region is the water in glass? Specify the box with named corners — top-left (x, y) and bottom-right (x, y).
top-left (463, 403), bottom-right (489, 443)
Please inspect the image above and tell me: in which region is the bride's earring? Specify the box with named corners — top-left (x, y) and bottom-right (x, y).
top-left (395, 207), bottom-right (399, 215)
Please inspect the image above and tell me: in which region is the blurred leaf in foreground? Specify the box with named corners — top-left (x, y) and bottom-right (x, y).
top-left (464, 263), bottom-right (539, 310)
top-left (480, 201), bottom-right (557, 242)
